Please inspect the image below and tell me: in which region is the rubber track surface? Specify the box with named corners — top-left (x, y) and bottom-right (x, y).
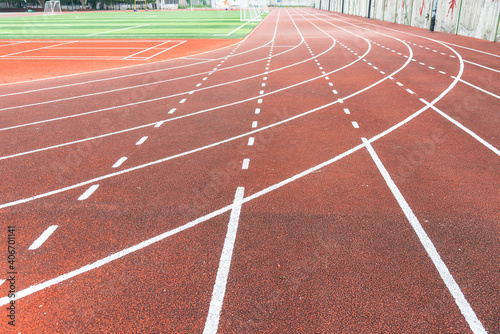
top-left (0, 8), bottom-right (498, 334)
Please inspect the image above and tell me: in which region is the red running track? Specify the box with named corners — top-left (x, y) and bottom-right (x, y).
top-left (0, 8), bottom-right (499, 333)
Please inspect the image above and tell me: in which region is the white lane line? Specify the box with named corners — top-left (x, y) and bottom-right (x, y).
top-left (248, 137), bottom-right (254, 146)
top-left (439, 71), bottom-right (447, 75)
top-left (168, 108), bottom-right (176, 114)
top-left (396, 82), bottom-right (404, 87)
top-left (242, 159), bottom-right (250, 170)
top-left (261, 83), bottom-right (266, 87)
top-left (351, 121), bottom-right (359, 129)
top-left (196, 83), bottom-right (202, 87)
top-left (463, 60), bottom-right (500, 73)
top-left (428, 66), bottom-right (435, 70)
top-left (328, 82), bottom-right (333, 86)
top-left (202, 187), bottom-right (245, 334)
top-left (252, 121), bottom-right (258, 128)
top-left (179, 99), bottom-right (186, 104)
top-left (112, 157), bottom-right (128, 168)
top-left (259, 90), bottom-right (264, 94)
top-left (255, 108), bottom-right (261, 114)
top-left (202, 77), bottom-right (208, 81)
top-left (420, 99), bottom-right (500, 156)
top-left (87, 24), bottom-right (149, 36)
top-left (343, 108), bottom-right (350, 114)
top-left (258, 99), bottom-right (263, 104)
top-left (452, 77), bottom-right (500, 100)
top-left (136, 136), bottom-right (148, 145)
top-left (189, 91), bottom-right (194, 95)
top-left (406, 88), bottom-right (416, 95)
top-left (0, 41), bottom-right (76, 58)
top-left (28, 225), bottom-right (58, 250)
top-left (154, 121), bottom-right (164, 128)
top-left (332, 90), bottom-right (338, 94)
top-left (77, 184), bottom-right (99, 201)
top-left (361, 138), bottom-right (487, 334)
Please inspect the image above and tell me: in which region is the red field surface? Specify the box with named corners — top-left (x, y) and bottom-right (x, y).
top-left (0, 8), bottom-right (499, 333)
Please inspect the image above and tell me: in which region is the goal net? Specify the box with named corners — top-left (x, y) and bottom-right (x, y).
top-left (43, 0), bottom-right (62, 15)
top-left (240, 0), bottom-right (268, 22)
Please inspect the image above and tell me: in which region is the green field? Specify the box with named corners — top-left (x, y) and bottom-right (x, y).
top-left (0, 10), bottom-right (266, 39)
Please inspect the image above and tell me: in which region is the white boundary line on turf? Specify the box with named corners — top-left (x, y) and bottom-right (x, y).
top-left (87, 24), bottom-right (150, 36)
top-left (0, 40), bottom-right (77, 58)
top-left (361, 138), bottom-right (487, 334)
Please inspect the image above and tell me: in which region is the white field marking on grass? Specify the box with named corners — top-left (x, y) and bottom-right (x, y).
top-left (135, 136), bottom-right (148, 145)
top-left (0, 40), bottom-right (77, 58)
top-left (168, 108), bottom-right (176, 114)
top-left (420, 99), bottom-right (500, 156)
top-left (248, 137), bottom-right (255, 146)
top-left (451, 77), bottom-right (500, 100)
top-left (351, 121), bottom-right (359, 128)
top-left (361, 138), bottom-right (487, 334)
top-left (242, 159), bottom-right (250, 170)
top-left (112, 157), bottom-right (128, 168)
top-left (87, 24), bottom-right (149, 36)
top-left (77, 184), bottom-right (99, 201)
top-left (28, 225), bottom-right (58, 250)
top-left (203, 187), bottom-right (245, 334)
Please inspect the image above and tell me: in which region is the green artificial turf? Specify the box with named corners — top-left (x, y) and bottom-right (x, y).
top-left (0, 10), bottom-right (266, 39)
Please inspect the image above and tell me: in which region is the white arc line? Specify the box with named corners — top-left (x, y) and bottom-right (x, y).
top-left (203, 187), bottom-right (245, 334)
top-left (28, 225), bottom-right (58, 250)
top-left (78, 185), bottom-right (99, 201)
top-left (361, 138), bottom-right (486, 334)
top-left (112, 157), bottom-right (128, 168)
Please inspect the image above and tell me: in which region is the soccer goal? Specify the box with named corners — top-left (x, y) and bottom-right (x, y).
top-left (134, 0), bottom-right (148, 11)
top-left (43, 0), bottom-right (62, 15)
top-left (240, 0), bottom-right (268, 22)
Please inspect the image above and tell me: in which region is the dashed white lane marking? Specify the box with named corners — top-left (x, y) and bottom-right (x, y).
top-left (28, 225), bottom-right (58, 250)
top-left (343, 108), bottom-right (350, 114)
top-left (189, 91), bottom-right (194, 95)
top-left (242, 159), bottom-right (250, 170)
top-left (196, 83), bottom-right (202, 87)
top-left (373, 66), bottom-right (378, 70)
top-left (255, 108), bottom-right (260, 114)
top-left (380, 71), bottom-right (385, 75)
top-left (203, 187), bottom-right (245, 334)
top-left (78, 184), bottom-right (99, 201)
top-left (259, 90), bottom-right (264, 95)
top-left (328, 82), bottom-right (333, 86)
top-left (202, 77), bottom-right (208, 81)
top-left (261, 83), bottom-right (266, 87)
top-left (252, 121), bottom-right (258, 128)
top-left (179, 98), bottom-right (186, 104)
top-left (135, 136), bottom-right (148, 145)
top-left (332, 90), bottom-right (338, 94)
top-left (248, 137), bottom-right (254, 146)
top-left (419, 62), bottom-right (425, 65)
top-left (428, 66), bottom-right (435, 70)
top-left (406, 88), bottom-right (416, 95)
top-left (263, 76), bottom-right (267, 80)
top-left (396, 82), bottom-right (404, 87)
top-left (361, 138), bottom-right (487, 334)
top-left (351, 121), bottom-right (359, 129)
top-left (112, 157), bottom-right (128, 168)
top-left (337, 99), bottom-right (344, 103)
top-left (257, 99), bottom-right (263, 104)
top-left (154, 121), bottom-right (164, 128)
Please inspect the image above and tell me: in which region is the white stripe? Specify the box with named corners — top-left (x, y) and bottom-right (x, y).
top-left (361, 138), bottom-right (487, 334)
top-left (136, 136), bottom-right (148, 145)
top-left (78, 185), bottom-right (99, 201)
top-left (396, 82), bottom-right (403, 87)
top-left (154, 121), bottom-right (164, 128)
top-left (28, 225), bottom-right (58, 250)
top-left (87, 24), bottom-right (149, 36)
top-left (332, 90), bottom-right (338, 94)
top-left (351, 121), bottom-right (359, 128)
top-left (343, 108), bottom-right (350, 114)
top-left (452, 77), bottom-right (500, 100)
top-left (0, 279), bottom-right (4, 286)
top-left (252, 121), bottom-right (258, 128)
top-left (112, 157), bottom-right (127, 168)
top-left (406, 88), bottom-right (416, 95)
top-left (259, 90), bottom-right (264, 94)
top-left (248, 137), bottom-right (255, 146)
top-left (258, 99), bottom-right (263, 104)
top-left (179, 99), bottom-right (186, 104)
top-left (168, 108), bottom-right (176, 114)
top-left (242, 159), bottom-right (250, 170)
top-left (254, 108), bottom-right (261, 114)
top-left (203, 187), bottom-right (245, 334)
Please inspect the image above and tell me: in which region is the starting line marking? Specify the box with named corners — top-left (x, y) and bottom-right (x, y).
top-left (28, 225), bottom-right (58, 250)
top-left (362, 138), bottom-right (487, 334)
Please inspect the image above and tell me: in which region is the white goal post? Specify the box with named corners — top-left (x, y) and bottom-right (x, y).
top-left (240, 0), bottom-right (269, 22)
top-left (43, 0), bottom-right (62, 15)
